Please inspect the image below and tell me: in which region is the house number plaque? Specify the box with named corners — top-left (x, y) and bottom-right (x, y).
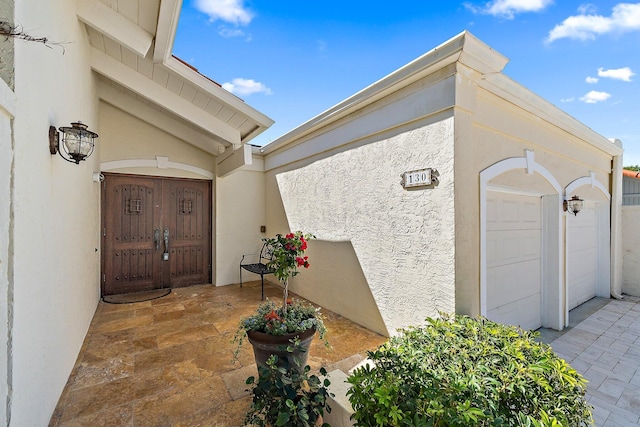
top-left (401, 168), bottom-right (438, 189)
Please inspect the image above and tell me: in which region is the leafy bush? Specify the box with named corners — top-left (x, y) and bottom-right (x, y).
top-left (245, 354), bottom-right (333, 427)
top-left (347, 314), bottom-right (592, 426)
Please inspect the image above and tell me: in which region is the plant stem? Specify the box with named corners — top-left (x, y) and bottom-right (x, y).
top-left (282, 278), bottom-right (289, 315)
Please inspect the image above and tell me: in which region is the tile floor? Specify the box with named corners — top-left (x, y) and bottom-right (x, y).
top-left (49, 281), bottom-right (387, 427)
top-left (544, 295), bottom-right (640, 427)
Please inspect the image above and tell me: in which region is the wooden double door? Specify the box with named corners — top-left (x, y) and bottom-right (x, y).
top-left (101, 173), bottom-right (211, 296)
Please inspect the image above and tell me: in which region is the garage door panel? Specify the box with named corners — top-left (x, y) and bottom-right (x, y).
top-left (571, 206), bottom-right (596, 225)
top-left (487, 230), bottom-right (540, 267)
top-left (487, 259), bottom-right (541, 309)
top-left (487, 194), bottom-right (541, 231)
top-left (486, 191), bottom-right (542, 331)
top-left (567, 202), bottom-right (600, 310)
top-left (568, 228), bottom-right (596, 250)
top-left (487, 293), bottom-right (541, 331)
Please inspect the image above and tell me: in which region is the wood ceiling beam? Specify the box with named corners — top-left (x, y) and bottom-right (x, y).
top-left (154, 0), bottom-right (181, 62)
top-left (77, 0), bottom-right (153, 58)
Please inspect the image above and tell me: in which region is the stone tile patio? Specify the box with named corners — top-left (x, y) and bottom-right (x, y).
top-left (49, 282), bottom-right (386, 426)
top-left (543, 295), bottom-right (640, 426)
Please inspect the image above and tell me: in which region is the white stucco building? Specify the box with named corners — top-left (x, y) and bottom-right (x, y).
top-left (0, 1), bottom-right (627, 425)
top-left (260, 32), bottom-right (624, 337)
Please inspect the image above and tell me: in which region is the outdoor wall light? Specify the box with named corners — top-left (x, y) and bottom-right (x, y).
top-left (49, 121), bottom-right (98, 164)
top-left (563, 195), bottom-right (584, 216)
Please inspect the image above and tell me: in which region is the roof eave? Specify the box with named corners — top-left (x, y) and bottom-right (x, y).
top-left (154, 0), bottom-right (274, 142)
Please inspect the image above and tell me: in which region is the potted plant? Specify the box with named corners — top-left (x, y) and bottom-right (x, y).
top-left (235, 231), bottom-right (328, 370)
top-left (244, 354), bottom-right (333, 427)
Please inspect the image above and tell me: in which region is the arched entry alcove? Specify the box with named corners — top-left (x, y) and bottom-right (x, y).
top-left (480, 150), bottom-right (564, 331)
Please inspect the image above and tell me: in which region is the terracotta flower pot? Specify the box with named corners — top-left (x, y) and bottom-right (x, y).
top-left (246, 327), bottom-right (316, 371)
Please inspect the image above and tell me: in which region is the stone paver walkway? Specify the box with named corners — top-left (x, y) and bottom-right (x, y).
top-left (547, 296), bottom-right (640, 427)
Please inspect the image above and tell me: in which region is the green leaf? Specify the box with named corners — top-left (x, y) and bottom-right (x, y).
top-left (275, 410), bottom-right (290, 426)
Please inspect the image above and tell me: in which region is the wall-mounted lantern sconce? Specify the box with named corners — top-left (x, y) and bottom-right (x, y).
top-left (563, 195), bottom-right (584, 216)
top-left (49, 121), bottom-right (98, 164)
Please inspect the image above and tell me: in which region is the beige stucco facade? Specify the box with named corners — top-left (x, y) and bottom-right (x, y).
top-left (261, 31), bottom-right (623, 337)
top-left (453, 58), bottom-right (618, 325)
top-left (99, 101), bottom-right (216, 179)
top-left (10, 1), bottom-right (101, 424)
top-left (265, 115), bottom-right (455, 337)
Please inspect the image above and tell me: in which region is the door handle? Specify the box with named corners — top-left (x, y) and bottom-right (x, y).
top-left (154, 229), bottom-right (160, 251)
top-left (163, 228), bottom-right (170, 260)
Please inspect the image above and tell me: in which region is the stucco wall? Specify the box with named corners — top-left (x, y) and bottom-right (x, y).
top-left (216, 158), bottom-right (266, 286)
top-left (99, 101), bottom-right (216, 179)
top-left (266, 115), bottom-right (456, 336)
top-left (622, 206), bottom-right (640, 296)
top-left (12, 1), bottom-right (100, 424)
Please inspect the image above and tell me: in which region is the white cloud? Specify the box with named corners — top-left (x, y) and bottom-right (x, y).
top-left (547, 2), bottom-right (640, 42)
top-left (218, 27), bottom-right (246, 38)
top-left (464, 0), bottom-right (553, 19)
top-left (222, 78), bottom-right (272, 96)
top-left (598, 66), bottom-right (635, 81)
top-left (580, 90), bottom-right (611, 103)
top-left (194, 0), bottom-right (254, 25)
top-left (585, 76), bottom-right (599, 83)
top-left (577, 4), bottom-right (598, 15)
top-left (561, 97), bottom-right (575, 102)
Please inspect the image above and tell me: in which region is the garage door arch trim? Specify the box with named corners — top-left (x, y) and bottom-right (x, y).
top-left (480, 150), bottom-right (563, 330)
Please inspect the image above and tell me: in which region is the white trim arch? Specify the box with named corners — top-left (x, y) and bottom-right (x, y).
top-left (565, 172), bottom-right (610, 201)
top-left (480, 150), bottom-right (564, 330)
top-left (100, 156), bottom-right (214, 179)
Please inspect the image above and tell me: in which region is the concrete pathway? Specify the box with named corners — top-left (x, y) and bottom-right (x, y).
top-left (543, 295), bottom-right (640, 426)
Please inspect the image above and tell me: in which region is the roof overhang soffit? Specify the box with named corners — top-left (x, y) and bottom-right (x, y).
top-left (77, 0), bottom-right (154, 58)
top-left (97, 81), bottom-right (226, 155)
top-left (90, 48), bottom-right (241, 148)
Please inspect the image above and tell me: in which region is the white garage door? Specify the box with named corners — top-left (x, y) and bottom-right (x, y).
top-left (486, 191), bottom-right (542, 330)
top-left (567, 201), bottom-right (597, 310)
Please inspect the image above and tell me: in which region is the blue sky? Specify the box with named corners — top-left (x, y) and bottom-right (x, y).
top-left (174, 0), bottom-right (640, 166)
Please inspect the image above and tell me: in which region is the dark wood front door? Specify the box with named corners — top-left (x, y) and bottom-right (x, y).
top-left (101, 173), bottom-right (211, 296)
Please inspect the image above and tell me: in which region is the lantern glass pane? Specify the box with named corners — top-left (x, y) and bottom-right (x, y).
top-left (63, 131), bottom-right (81, 155)
top-left (79, 134), bottom-right (94, 156)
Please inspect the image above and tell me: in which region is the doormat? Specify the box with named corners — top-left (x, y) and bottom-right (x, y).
top-left (102, 289), bottom-right (171, 304)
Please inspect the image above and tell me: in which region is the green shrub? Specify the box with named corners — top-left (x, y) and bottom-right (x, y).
top-left (347, 314), bottom-right (592, 426)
